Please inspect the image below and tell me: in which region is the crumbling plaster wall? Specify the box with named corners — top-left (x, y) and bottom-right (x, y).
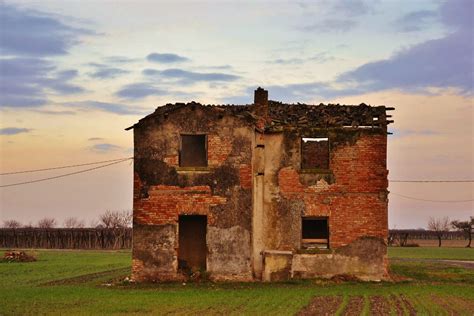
top-left (261, 127), bottom-right (389, 279)
top-left (263, 237), bottom-right (387, 281)
top-left (292, 237), bottom-right (388, 281)
top-left (132, 106), bottom-right (254, 281)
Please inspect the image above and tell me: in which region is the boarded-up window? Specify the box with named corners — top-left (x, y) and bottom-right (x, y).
top-left (301, 137), bottom-right (329, 169)
top-left (302, 217), bottom-right (329, 249)
top-left (180, 134), bottom-right (207, 167)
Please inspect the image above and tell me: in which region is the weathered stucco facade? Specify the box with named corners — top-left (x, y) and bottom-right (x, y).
top-left (127, 88), bottom-right (393, 282)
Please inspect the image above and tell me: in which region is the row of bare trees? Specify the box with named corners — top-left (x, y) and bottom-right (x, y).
top-left (2, 210), bottom-right (132, 229)
top-left (390, 216), bottom-right (474, 248)
top-left (427, 216), bottom-right (473, 247)
top-left (4, 213), bottom-right (472, 248)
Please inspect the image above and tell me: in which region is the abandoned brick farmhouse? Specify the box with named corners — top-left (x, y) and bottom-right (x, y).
top-left (127, 88), bottom-right (394, 282)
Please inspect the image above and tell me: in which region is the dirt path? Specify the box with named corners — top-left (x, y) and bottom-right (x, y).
top-left (297, 296), bottom-right (342, 316)
top-left (341, 296), bottom-right (364, 316)
top-left (399, 294), bottom-right (417, 316)
top-left (389, 294), bottom-right (417, 316)
top-left (297, 294), bottom-right (423, 316)
top-left (41, 267), bottom-right (129, 286)
top-left (369, 296), bottom-right (390, 315)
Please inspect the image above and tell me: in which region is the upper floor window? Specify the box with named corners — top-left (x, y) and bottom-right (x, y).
top-left (179, 134), bottom-right (207, 167)
top-left (301, 137), bottom-right (329, 170)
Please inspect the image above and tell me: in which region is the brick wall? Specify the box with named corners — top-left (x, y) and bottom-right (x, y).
top-left (239, 164), bottom-right (252, 189)
top-left (207, 134), bottom-right (233, 166)
top-left (274, 132), bottom-right (388, 249)
top-left (132, 106), bottom-right (254, 281)
top-left (134, 184), bottom-right (227, 226)
top-left (301, 138), bottom-right (329, 169)
top-left (132, 103), bottom-right (388, 281)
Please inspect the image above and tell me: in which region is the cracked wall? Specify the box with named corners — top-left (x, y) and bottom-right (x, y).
top-left (260, 127), bottom-right (389, 280)
top-left (132, 106), bottom-right (253, 281)
top-left (131, 98), bottom-right (390, 282)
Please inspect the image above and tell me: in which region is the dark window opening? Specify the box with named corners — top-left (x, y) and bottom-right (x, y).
top-left (179, 134), bottom-right (207, 167)
top-left (301, 137), bottom-right (329, 170)
top-left (302, 217), bottom-right (329, 249)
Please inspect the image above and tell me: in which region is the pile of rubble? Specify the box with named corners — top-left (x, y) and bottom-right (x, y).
top-left (3, 251), bottom-right (36, 262)
top-left (127, 99), bottom-right (394, 132)
top-left (268, 102), bottom-right (391, 128)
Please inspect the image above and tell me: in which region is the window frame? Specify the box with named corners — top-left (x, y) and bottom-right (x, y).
top-left (301, 216), bottom-right (330, 249)
top-left (300, 137), bottom-right (330, 172)
top-left (179, 133), bottom-right (208, 168)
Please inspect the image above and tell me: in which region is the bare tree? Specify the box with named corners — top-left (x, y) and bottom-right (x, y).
top-left (3, 219), bottom-right (22, 228)
top-left (37, 217), bottom-right (57, 228)
top-left (63, 217), bottom-right (85, 228)
top-left (451, 217), bottom-right (473, 248)
top-left (99, 211), bottom-right (115, 228)
top-left (99, 210), bottom-right (132, 228)
top-left (98, 210), bottom-right (132, 249)
top-left (428, 216), bottom-right (450, 247)
top-left (121, 211), bottom-right (132, 228)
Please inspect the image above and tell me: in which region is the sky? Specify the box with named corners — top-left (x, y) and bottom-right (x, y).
top-left (0, 0), bottom-right (473, 229)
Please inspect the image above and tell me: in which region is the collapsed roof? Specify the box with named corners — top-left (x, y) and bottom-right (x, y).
top-left (126, 88), bottom-right (394, 132)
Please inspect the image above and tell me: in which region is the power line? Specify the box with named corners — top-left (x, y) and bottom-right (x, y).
top-left (1, 158), bottom-right (471, 183)
top-left (0, 157), bottom-right (133, 175)
top-left (0, 158), bottom-right (132, 188)
top-left (390, 192), bottom-right (474, 203)
top-left (0, 157), bottom-right (472, 196)
top-left (390, 180), bottom-right (474, 183)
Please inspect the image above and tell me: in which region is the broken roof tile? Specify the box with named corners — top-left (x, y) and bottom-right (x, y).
top-left (126, 99), bottom-right (392, 131)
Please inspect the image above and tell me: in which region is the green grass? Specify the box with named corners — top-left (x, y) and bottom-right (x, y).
top-left (390, 260), bottom-right (474, 283)
top-left (0, 248), bottom-right (473, 315)
top-left (388, 246), bottom-right (474, 260)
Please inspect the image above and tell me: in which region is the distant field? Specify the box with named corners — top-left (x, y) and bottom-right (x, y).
top-left (409, 239), bottom-right (469, 248)
top-left (1, 248), bottom-right (473, 315)
top-left (389, 246), bottom-right (474, 260)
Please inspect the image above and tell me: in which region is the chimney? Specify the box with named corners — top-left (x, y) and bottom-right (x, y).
top-left (254, 87), bottom-right (268, 118)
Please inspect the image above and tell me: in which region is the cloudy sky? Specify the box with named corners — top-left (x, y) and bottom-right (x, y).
top-left (0, 0), bottom-right (472, 228)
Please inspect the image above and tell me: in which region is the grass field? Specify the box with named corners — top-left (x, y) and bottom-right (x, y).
top-left (389, 246), bottom-right (474, 260)
top-left (408, 239), bottom-right (469, 248)
top-left (0, 247), bottom-right (473, 315)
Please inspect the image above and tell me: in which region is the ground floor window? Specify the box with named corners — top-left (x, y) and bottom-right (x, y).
top-left (301, 217), bottom-right (329, 249)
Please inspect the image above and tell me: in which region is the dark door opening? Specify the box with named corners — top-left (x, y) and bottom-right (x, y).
top-left (178, 215), bottom-right (207, 272)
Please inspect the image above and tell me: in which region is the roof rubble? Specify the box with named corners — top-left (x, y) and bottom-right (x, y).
top-left (126, 100), bottom-right (394, 131)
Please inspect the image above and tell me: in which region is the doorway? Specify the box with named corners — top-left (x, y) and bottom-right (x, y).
top-left (178, 215), bottom-right (207, 272)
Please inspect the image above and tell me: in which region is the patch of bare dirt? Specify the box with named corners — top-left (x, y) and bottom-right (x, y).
top-left (342, 296), bottom-right (364, 316)
top-left (369, 296), bottom-right (390, 316)
top-left (330, 274), bottom-right (361, 283)
top-left (440, 260), bottom-right (474, 270)
top-left (297, 296), bottom-right (343, 316)
top-left (390, 295), bottom-right (405, 316)
top-left (3, 251), bottom-right (36, 262)
top-left (399, 294), bottom-right (417, 316)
